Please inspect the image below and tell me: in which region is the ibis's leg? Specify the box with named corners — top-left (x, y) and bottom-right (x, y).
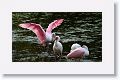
top-left (55, 54), bottom-right (57, 62)
top-left (59, 52), bottom-right (62, 61)
top-left (53, 51), bottom-right (57, 61)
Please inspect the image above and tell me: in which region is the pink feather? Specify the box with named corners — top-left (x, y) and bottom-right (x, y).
top-left (19, 23), bottom-right (46, 44)
top-left (67, 47), bottom-right (85, 58)
top-left (46, 19), bottom-right (64, 33)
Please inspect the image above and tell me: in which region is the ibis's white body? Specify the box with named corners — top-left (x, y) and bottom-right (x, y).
top-left (53, 40), bottom-right (63, 56)
top-left (53, 36), bottom-right (63, 59)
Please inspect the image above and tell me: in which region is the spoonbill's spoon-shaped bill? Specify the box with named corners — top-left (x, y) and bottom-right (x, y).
top-left (19, 19), bottom-right (64, 46)
top-left (67, 45), bottom-right (89, 58)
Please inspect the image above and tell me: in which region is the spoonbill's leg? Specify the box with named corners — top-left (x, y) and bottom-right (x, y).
top-left (43, 44), bottom-right (49, 54)
top-left (46, 43), bottom-right (52, 55)
top-left (42, 45), bottom-right (46, 52)
top-left (46, 45), bottom-right (49, 53)
top-left (38, 46), bottom-right (46, 62)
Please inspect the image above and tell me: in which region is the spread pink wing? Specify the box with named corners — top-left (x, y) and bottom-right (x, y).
top-left (46, 19), bottom-right (64, 33)
top-left (67, 47), bottom-right (85, 58)
top-left (19, 23), bottom-right (46, 44)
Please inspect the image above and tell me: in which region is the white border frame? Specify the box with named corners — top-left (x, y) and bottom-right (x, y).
top-left (0, 0), bottom-right (114, 74)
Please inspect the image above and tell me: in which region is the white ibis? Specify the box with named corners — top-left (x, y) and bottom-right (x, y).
top-left (19, 19), bottom-right (64, 46)
top-left (67, 44), bottom-right (89, 61)
top-left (53, 36), bottom-right (63, 61)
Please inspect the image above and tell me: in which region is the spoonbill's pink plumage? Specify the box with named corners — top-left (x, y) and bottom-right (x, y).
top-left (46, 19), bottom-right (64, 33)
top-left (19, 23), bottom-right (46, 45)
top-left (19, 19), bottom-right (64, 46)
top-left (67, 45), bottom-right (89, 59)
top-left (67, 47), bottom-right (84, 58)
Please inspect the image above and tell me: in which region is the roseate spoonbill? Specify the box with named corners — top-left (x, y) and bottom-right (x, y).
top-left (19, 19), bottom-right (64, 55)
top-left (53, 36), bottom-right (63, 61)
top-left (67, 44), bottom-right (89, 61)
top-left (19, 19), bottom-right (64, 46)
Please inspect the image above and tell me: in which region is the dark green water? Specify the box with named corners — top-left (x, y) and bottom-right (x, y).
top-left (12, 12), bottom-right (102, 62)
